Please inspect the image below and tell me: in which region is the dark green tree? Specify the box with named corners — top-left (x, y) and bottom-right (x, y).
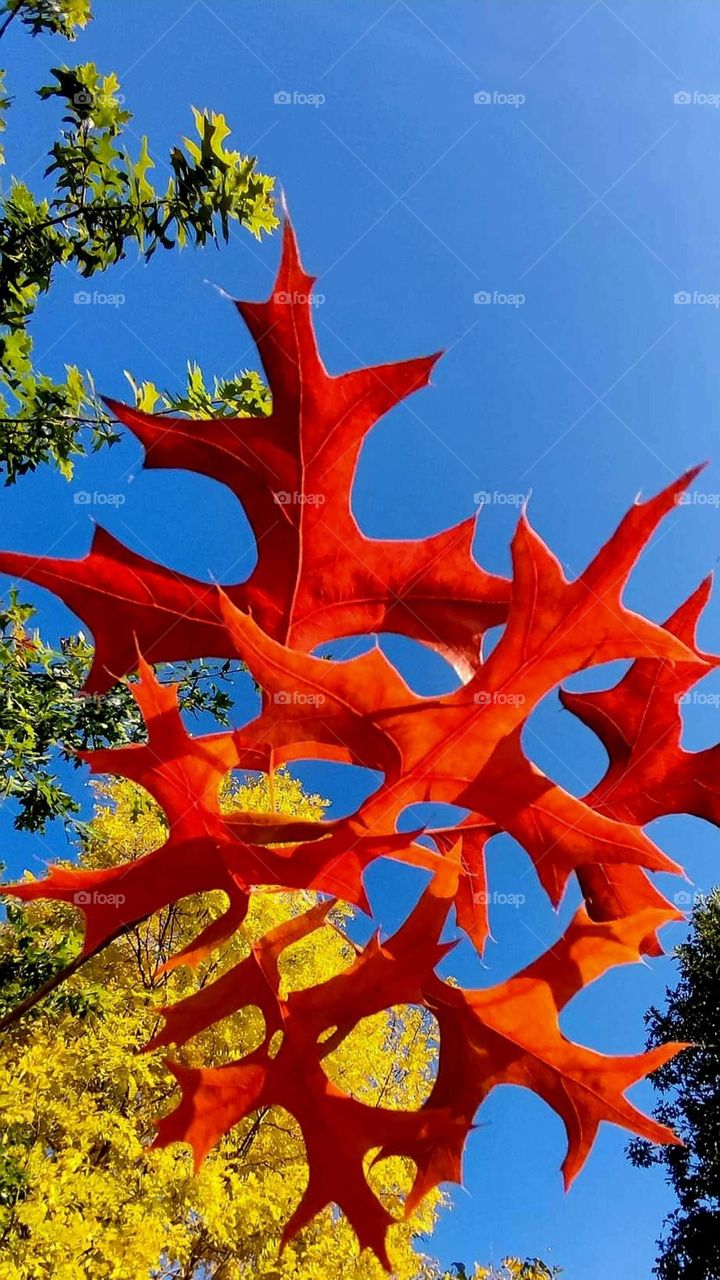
top-left (629, 890), bottom-right (720, 1279)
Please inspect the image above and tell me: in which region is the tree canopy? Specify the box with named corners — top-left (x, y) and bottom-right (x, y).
top-left (0, 775), bottom-right (444, 1278)
top-left (0, 0), bottom-right (276, 829)
top-left (629, 889), bottom-right (720, 1280)
top-left (0, 0), bottom-right (275, 482)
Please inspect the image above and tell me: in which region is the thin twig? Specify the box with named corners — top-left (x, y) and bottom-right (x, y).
top-left (0, 4), bottom-right (19, 42)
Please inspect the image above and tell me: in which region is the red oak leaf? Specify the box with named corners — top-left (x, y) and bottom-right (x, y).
top-left (3, 644), bottom-right (435, 963)
top-left (154, 871), bottom-right (685, 1264)
top-left (0, 222), bottom-right (511, 694)
top-left (154, 1046), bottom-right (461, 1269)
top-left (80, 653), bottom-right (265, 839)
top-left (106, 222), bottom-right (510, 675)
top-left (561, 577), bottom-right (719, 945)
top-left (6, 653), bottom-right (432, 966)
top-left (561, 578), bottom-right (719, 825)
top-left (154, 866), bottom-right (464, 1266)
top-left (0, 216), bottom-right (705, 1271)
top-left (151, 861), bottom-right (457, 1056)
top-left (2, 819), bottom-right (429, 967)
top-left (0, 528), bottom-right (241, 696)
top-left (217, 469), bottom-right (700, 911)
top-left (429, 819), bottom-right (495, 954)
top-left (396, 905), bottom-right (686, 1212)
top-left (2, 837), bottom-right (248, 960)
top-left (147, 898), bottom-right (334, 1051)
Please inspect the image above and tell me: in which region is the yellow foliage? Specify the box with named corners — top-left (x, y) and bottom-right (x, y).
top-left (473, 1261), bottom-right (560, 1280)
top-left (0, 775), bottom-right (446, 1279)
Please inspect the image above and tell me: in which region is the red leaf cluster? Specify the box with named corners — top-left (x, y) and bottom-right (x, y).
top-left (2, 220), bottom-right (713, 1266)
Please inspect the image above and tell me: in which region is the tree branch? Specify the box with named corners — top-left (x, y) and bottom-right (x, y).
top-left (0, 913), bottom-right (148, 1033)
top-left (0, 5), bottom-right (19, 42)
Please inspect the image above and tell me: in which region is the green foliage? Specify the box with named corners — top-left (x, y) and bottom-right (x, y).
top-left (0, 19), bottom-right (277, 480)
top-left (0, 781), bottom-right (443, 1278)
top-left (0, 1), bottom-right (276, 828)
top-left (629, 890), bottom-right (720, 1279)
top-left (0, 588), bottom-right (241, 832)
top-left (1, 0), bottom-right (91, 41)
top-left (124, 360), bottom-right (271, 421)
top-left (0, 899), bottom-right (102, 1018)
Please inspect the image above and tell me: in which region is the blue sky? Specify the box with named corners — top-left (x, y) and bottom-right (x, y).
top-left (3, 2), bottom-right (720, 1276)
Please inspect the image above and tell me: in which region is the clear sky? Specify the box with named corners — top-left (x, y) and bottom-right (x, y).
top-left (3, 2), bottom-right (720, 1276)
